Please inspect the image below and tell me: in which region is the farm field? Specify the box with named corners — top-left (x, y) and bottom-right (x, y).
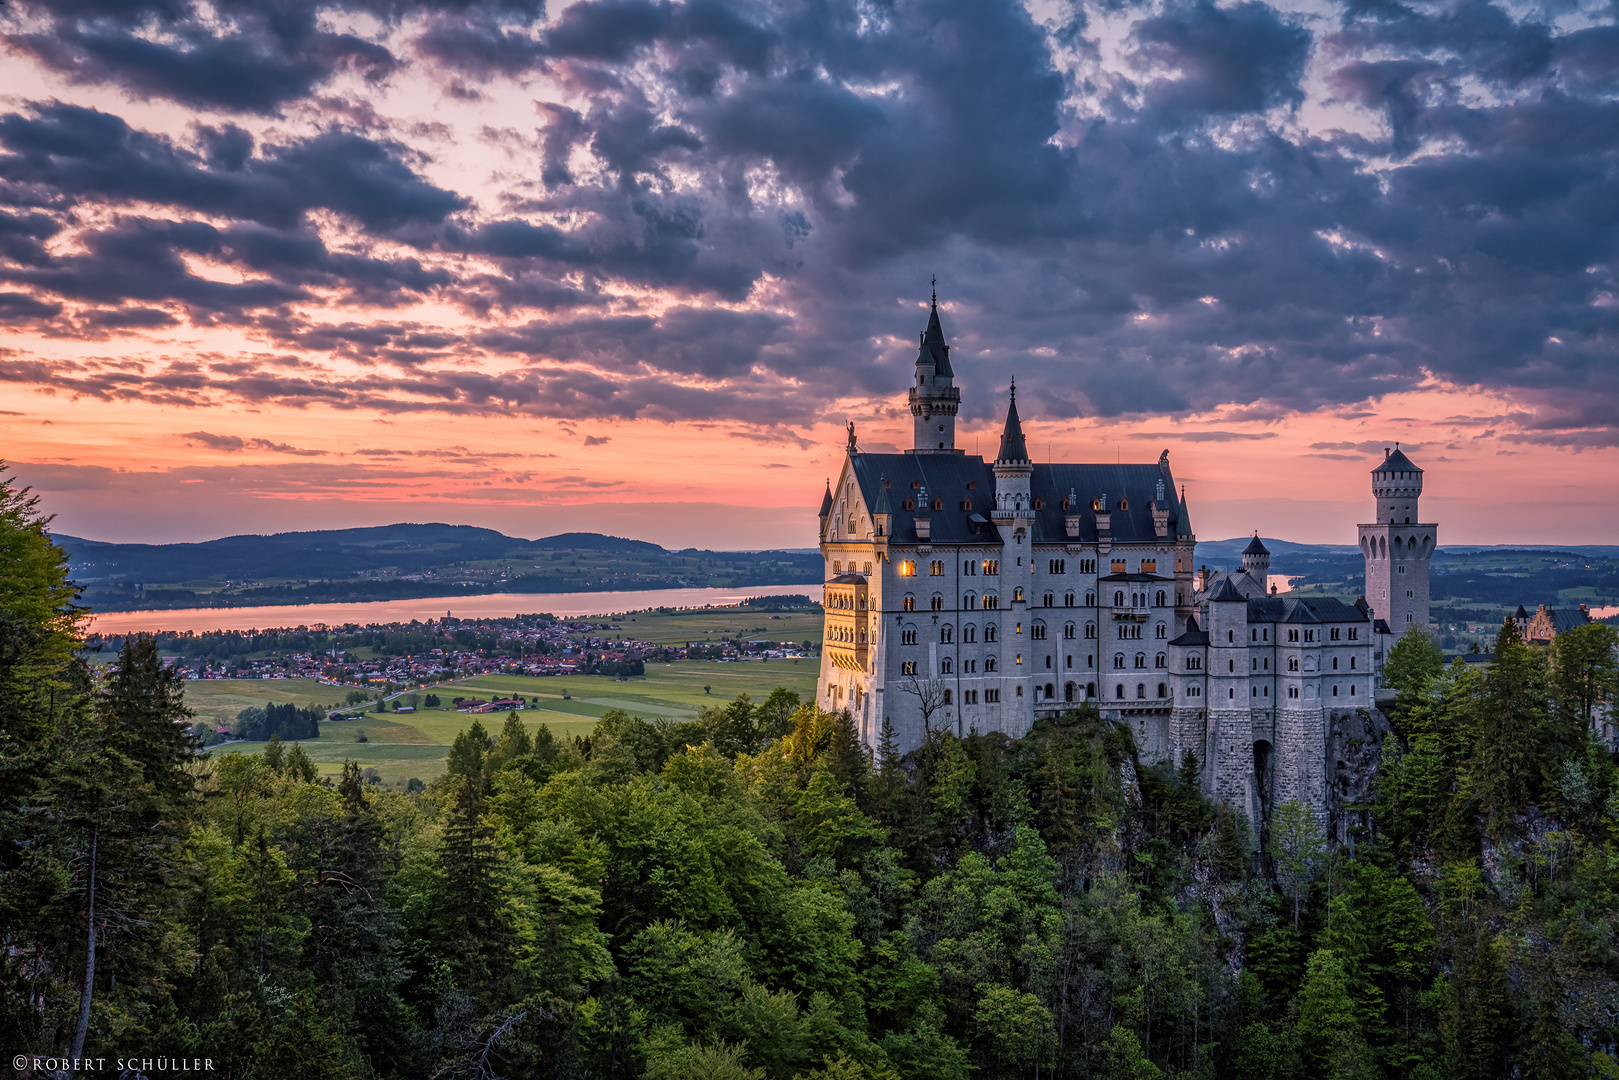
top-left (199, 658), bottom-right (818, 789)
top-left (591, 605), bottom-right (822, 645)
top-left (182, 677), bottom-right (349, 726)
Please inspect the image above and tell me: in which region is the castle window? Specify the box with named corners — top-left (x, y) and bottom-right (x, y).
top-left (932, 499), bottom-right (944, 511)
top-left (1115, 591), bottom-right (1126, 606)
top-left (901, 629), bottom-right (917, 645)
top-left (1049, 560), bottom-right (1066, 574)
top-left (1289, 658), bottom-right (1298, 671)
top-left (1031, 621), bottom-right (1047, 640)
top-left (1016, 685), bottom-right (1024, 697)
top-left (1332, 657), bottom-right (1338, 670)
top-left (1111, 560), bottom-right (1127, 574)
top-left (962, 499), bottom-right (972, 511)
top-left (1228, 630), bottom-right (1234, 643)
top-left (1119, 499), bottom-right (1129, 510)
top-left (1349, 685), bottom-right (1355, 696)
top-left (1066, 655), bottom-right (1073, 668)
top-left (1116, 684), bottom-right (1126, 700)
top-left (1330, 627), bottom-right (1341, 641)
top-left (1065, 682), bottom-right (1075, 702)
top-left (1013, 587), bottom-right (1023, 602)
top-left (1081, 559), bottom-right (1096, 573)
top-left (1084, 592), bottom-right (1095, 606)
top-left (833, 561), bottom-right (841, 572)
top-left (931, 596), bottom-right (943, 611)
top-left (982, 560), bottom-right (999, 575)
top-left (985, 657), bottom-right (998, 672)
top-left (985, 689), bottom-right (1001, 702)
top-left (1033, 498), bottom-right (1044, 511)
top-left (943, 688), bottom-right (953, 704)
top-left (1142, 559), bottom-right (1157, 574)
top-left (902, 596), bottom-right (915, 611)
top-left (1186, 656), bottom-right (1201, 670)
top-left (1085, 623), bottom-right (1096, 639)
top-left (930, 560), bottom-right (944, 576)
top-left (1288, 629), bottom-right (1299, 642)
top-left (1332, 685), bottom-right (1339, 696)
top-left (904, 499), bottom-right (915, 511)
top-left (1348, 627), bottom-right (1358, 640)
top-left (1135, 653), bottom-right (1146, 668)
top-left (1349, 656), bottom-right (1356, 669)
top-left (899, 560), bottom-right (915, 576)
top-left (983, 594), bottom-right (999, 610)
top-left (964, 560), bottom-right (977, 576)
top-left (964, 690), bottom-right (977, 704)
top-left (1065, 592), bottom-right (1075, 606)
top-left (1136, 682), bottom-right (1145, 698)
top-left (1156, 623), bottom-right (1166, 639)
top-left (1156, 590), bottom-right (1167, 606)
top-left (1114, 654), bottom-right (1125, 669)
top-left (1155, 653), bottom-right (1166, 668)
top-left (941, 657), bottom-right (953, 673)
top-left (1288, 686), bottom-right (1299, 698)
top-left (1064, 623), bottom-right (1076, 640)
top-left (964, 625), bottom-right (977, 643)
top-left (941, 626), bottom-right (954, 643)
top-left (984, 624), bottom-right (998, 642)
top-left (964, 592), bottom-right (976, 609)
top-left (902, 661), bottom-right (917, 674)
top-left (1043, 592), bottom-right (1055, 607)
top-left (1157, 683), bottom-right (1167, 698)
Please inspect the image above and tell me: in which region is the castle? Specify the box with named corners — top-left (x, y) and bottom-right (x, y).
top-left (816, 295), bottom-right (1430, 833)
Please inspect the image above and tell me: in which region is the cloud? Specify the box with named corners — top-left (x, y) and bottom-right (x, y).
top-left (1133, 431), bottom-right (1281, 442)
top-left (0, 0), bottom-right (1613, 447)
top-left (583, 434), bottom-right (611, 445)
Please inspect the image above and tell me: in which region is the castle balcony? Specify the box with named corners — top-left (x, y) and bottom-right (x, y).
top-left (827, 642), bottom-right (869, 672)
top-left (1111, 604), bottom-right (1152, 621)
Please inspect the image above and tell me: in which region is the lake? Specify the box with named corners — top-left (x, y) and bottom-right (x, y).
top-left (86, 583), bottom-right (818, 634)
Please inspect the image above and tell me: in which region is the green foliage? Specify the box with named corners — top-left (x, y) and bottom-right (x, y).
top-left (4, 468), bottom-right (1619, 1080)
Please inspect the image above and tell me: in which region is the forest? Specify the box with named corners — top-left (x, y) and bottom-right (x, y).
top-left (4, 474), bottom-right (1619, 1079)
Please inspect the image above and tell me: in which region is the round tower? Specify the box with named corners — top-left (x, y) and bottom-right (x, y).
top-left (907, 282), bottom-right (963, 454)
top-left (1241, 533), bottom-right (1270, 586)
top-left (1359, 444), bottom-right (1437, 634)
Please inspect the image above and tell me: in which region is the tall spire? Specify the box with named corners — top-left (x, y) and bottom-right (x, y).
top-left (908, 283), bottom-right (962, 454)
top-left (919, 284), bottom-right (952, 378)
top-left (996, 380), bottom-right (1029, 464)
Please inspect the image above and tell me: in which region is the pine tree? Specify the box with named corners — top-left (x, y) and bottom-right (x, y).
top-left (1473, 619), bottom-right (1546, 833)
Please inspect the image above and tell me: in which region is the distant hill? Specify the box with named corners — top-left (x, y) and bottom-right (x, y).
top-left (53, 525), bottom-right (820, 612)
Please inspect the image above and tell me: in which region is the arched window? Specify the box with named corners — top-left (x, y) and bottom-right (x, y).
top-left (941, 625), bottom-right (954, 643)
top-left (1031, 621), bottom-right (1047, 640)
top-left (930, 560), bottom-right (944, 576)
top-left (1065, 682), bottom-right (1075, 702)
top-left (1044, 682), bottom-right (1054, 698)
top-left (1155, 653), bottom-right (1166, 668)
top-left (931, 595), bottom-right (944, 611)
top-left (1137, 683), bottom-right (1146, 699)
top-left (1115, 591), bottom-right (1125, 606)
top-left (941, 657), bottom-right (953, 673)
top-left (1084, 592), bottom-right (1095, 606)
top-left (1116, 684), bottom-right (1126, 700)
top-left (1043, 592), bottom-right (1054, 607)
top-left (1086, 682), bottom-right (1096, 698)
top-left (902, 595), bottom-right (915, 611)
top-left (1063, 623), bottom-right (1076, 639)
top-left (964, 624), bottom-right (977, 643)
top-left (1135, 653), bottom-right (1146, 668)
top-left (1113, 653), bottom-right (1125, 669)
top-left (1156, 590), bottom-right (1166, 606)
top-left (1065, 592), bottom-right (1076, 607)
top-left (1085, 623), bottom-right (1096, 639)
top-left (984, 624), bottom-right (998, 642)
top-left (1156, 623), bottom-right (1167, 639)
top-left (943, 689), bottom-right (953, 704)
top-left (964, 592), bottom-right (976, 610)
top-left (985, 656), bottom-right (998, 672)
top-left (1157, 683), bottom-right (1167, 698)
top-left (1013, 587), bottom-right (1023, 602)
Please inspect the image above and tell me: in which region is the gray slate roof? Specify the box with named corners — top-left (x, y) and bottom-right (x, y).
top-left (847, 452), bottom-right (1186, 547)
top-left (1242, 596), bottom-right (1371, 624)
top-left (1375, 447), bottom-right (1421, 474)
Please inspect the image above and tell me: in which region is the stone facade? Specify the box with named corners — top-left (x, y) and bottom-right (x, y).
top-left (816, 297), bottom-right (1429, 835)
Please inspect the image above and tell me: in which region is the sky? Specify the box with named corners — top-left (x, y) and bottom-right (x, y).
top-left (1, 0), bottom-right (1616, 551)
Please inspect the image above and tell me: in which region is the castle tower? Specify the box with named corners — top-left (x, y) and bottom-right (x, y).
top-left (908, 283), bottom-right (963, 454)
top-left (992, 384), bottom-right (1035, 734)
top-left (1204, 578), bottom-right (1252, 812)
top-left (1358, 445), bottom-right (1436, 634)
top-left (1242, 534), bottom-right (1271, 590)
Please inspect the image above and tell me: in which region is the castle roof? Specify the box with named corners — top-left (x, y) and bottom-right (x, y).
top-left (919, 295), bottom-right (953, 378)
top-left (1243, 534), bottom-right (1270, 556)
top-left (1208, 578), bottom-right (1247, 603)
top-left (1169, 614), bottom-right (1208, 646)
top-left (818, 481), bottom-right (833, 518)
top-left (1375, 447), bottom-right (1421, 473)
top-left (873, 480), bottom-right (893, 516)
top-left (997, 384), bottom-right (1029, 464)
top-left (1514, 604), bottom-right (1529, 619)
top-left (1242, 595), bottom-right (1369, 624)
top-left (842, 453), bottom-right (1188, 547)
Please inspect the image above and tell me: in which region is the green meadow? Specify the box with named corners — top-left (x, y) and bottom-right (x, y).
top-left (188, 658), bottom-right (819, 789)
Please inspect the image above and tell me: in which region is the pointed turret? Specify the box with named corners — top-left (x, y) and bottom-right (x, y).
top-left (908, 280), bottom-right (962, 454)
top-left (1242, 532), bottom-right (1271, 581)
top-left (996, 381), bottom-right (1029, 464)
top-left (818, 480), bottom-right (833, 519)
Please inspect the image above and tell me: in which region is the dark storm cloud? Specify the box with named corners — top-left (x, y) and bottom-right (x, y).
top-left (3, 0), bottom-right (545, 114)
top-left (0, 0), bottom-right (1615, 438)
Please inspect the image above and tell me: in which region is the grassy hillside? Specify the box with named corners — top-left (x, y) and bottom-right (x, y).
top-left (60, 524), bottom-right (819, 611)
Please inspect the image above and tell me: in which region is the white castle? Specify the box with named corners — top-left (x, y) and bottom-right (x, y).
top-left (816, 294), bottom-right (1431, 831)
